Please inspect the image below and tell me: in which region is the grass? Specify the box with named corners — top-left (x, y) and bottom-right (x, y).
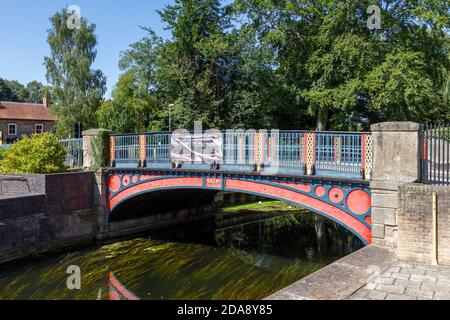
top-left (220, 201), bottom-right (302, 213)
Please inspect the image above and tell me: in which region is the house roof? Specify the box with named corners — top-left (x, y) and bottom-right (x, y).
top-left (0, 101), bottom-right (58, 122)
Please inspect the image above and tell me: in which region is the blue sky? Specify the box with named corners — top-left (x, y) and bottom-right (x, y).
top-left (0, 0), bottom-right (177, 96)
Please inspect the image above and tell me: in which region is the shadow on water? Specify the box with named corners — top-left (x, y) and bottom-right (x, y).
top-left (0, 201), bottom-right (363, 300)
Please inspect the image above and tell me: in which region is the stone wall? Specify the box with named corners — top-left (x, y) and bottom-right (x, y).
top-left (0, 172), bottom-right (96, 264)
top-left (397, 184), bottom-right (450, 266)
top-left (370, 122), bottom-right (422, 249)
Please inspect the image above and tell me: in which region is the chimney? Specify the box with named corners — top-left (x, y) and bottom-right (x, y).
top-left (43, 94), bottom-right (49, 108)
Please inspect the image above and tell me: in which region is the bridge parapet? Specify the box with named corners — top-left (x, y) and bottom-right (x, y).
top-left (106, 130), bottom-right (373, 181)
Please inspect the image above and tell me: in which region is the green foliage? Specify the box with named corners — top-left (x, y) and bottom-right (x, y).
top-left (44, 8), bottom-right (106, 137)
top-left (233, 0), bottom-right (450, 130)
top-left (0, 78), bottom-right (46, 103)
top-left (0, 133), bottom-right (67, 174)
top-left (0, 148), bottom-right (6, 161)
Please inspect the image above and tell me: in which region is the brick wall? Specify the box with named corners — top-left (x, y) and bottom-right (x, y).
top-left (0, 172), bottom-right (96, 264)
top-left (397, 184), bottom-right (450, 265)
top-left (0, 120), bottom-right (54, 144)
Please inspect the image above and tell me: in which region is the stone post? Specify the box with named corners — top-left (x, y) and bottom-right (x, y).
top-left (82, 129), bottom-right (113, 239)
top-left (370, 122), bottom-right (422, 249)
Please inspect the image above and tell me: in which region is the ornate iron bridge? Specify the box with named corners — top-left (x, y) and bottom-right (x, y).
top-left (107, 130), bottom-right (374, 245)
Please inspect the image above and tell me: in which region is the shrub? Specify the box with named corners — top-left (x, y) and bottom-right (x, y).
top-left (0, 133), bottom-right (67, 174)
top-left (0, 147), bottom-right (6, 161)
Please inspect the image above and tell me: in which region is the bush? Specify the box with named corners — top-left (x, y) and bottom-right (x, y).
top-left (0, 133), bottom-right (67, 174)
top-left (0, 147), bottom-right (6, 161)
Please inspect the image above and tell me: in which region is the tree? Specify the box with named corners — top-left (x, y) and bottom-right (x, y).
top-left (26, 81), bottom-right (45, 103)
top-left (44, 8), bottom-right (106, 137)
top-left (233, 0), bottom-right (450, 130)
top-left (157, 0), bottom-right (238, 129)
top-left (0, 78), bottom-right (15, 101)
top-left (97, 72), bottom-right (159, 132)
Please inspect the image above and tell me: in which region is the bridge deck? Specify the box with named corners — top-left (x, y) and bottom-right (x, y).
top-left (107, 167), bottom-right (370, 186)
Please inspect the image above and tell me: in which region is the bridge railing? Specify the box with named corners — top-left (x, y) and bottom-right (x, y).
top-left (60, 138), bottom-right (83, 169)
top-left (422, 124), bottom-right (450, 186)
top-left (109, 130), bottom-right (372, 180)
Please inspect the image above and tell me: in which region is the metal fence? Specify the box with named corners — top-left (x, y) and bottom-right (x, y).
top-left (60, 138), bottom-right (83, 169)
top-left (111, 130), bottom-right (372, 180)
top-left (422, 124), bottom-right (450, 186)
top-left (1, 139), bottom-right (83, 169)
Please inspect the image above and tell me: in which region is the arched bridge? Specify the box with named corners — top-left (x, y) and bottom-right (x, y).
top-left (106, 130), bottom-right (374, 244)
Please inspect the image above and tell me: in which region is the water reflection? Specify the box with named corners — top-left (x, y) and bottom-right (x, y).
top-left (0, 201), bottom-right (363, 300)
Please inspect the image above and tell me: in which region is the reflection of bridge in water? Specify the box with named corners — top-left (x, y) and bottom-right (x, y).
top-left (106, 130), bottom-right (374, 244)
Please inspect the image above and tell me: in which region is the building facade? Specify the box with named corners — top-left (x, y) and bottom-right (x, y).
top-left (0, 100), bottom-right (57, 144)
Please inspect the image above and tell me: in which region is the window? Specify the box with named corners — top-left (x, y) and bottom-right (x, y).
top-left (8, 124), bottom-right (17, 136)
top-left (35, 124), bottom-right (44, 134)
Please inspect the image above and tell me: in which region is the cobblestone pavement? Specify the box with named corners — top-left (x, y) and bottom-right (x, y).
top-left (349, 262), bottom-right (450, 300)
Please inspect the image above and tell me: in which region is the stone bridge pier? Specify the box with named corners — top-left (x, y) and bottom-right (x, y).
top-left (369, 122), bottom-right (422, 249)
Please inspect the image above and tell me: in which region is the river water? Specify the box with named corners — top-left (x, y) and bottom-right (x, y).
top-left (0, 201), bottom-right (363, 300)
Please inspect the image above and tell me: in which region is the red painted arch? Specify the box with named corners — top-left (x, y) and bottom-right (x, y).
top-left (225, 179), bottom-right (371, 244)
top-left (109, 176), bottom-right (371, 244)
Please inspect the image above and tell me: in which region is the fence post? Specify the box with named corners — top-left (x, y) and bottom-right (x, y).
top-left (110, 136), bottom-right (116, 168)
top-left (82, 129), bottom-right (113, 171)
top-left (362, 134), bottom-right (373, 180)
top-left (139, 134), bottom-right (147, 168)
top-left (254, 131), bottom-right (265, 172)
top-left (304, 132), bottom-right (316, 175)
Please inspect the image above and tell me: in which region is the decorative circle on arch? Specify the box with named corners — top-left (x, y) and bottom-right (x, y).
top-left (132, 175), bottom-right (138, 184)
top-left (329, 187), bottom-right (344, 204)
top-left (315, 186), bottom-right (326, 197)
top-left (347, 190), bottom-right (371, 215)
top-left (122, 175), bottom-right (131, 187)
top-left (109, 175), bottom-right (121, 193)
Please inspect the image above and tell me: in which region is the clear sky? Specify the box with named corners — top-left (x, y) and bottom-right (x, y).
top-left (0, 0), bottom-right (177, 96)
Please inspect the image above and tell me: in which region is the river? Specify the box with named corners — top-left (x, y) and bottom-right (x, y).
top-left (0, 201), bottom-right (363, 300)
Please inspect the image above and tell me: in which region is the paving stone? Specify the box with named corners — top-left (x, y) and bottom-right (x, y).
top-left (401, 268), bottom-right (426, 276)
top-left (392, 262), bottom-right (414, 268)
top-left (386, 266), bottom-right (401, 273)
top-left (425, 270), bottom-right (448, 279)
top-left (374, 277), bottom-right (395, 285)
top-left (364, 282), bottom-right (377, 290)
top-left (417, 265), bottom-right (439, 272)
top-left (394, 279), bottom-right (421, 289)
top-left (376, 284), bottom-right (405, 295)
top-left (410, 274), bottom-right (437, 283)
top-left (405, 288), bottom-right (434, 299)
top-left (348, 261), bottom-right (450, 301)
top-left (435, 284), bottom-right (450, 294)
top-left (434, 292), bottom-right (450, 300)
top-left (366, 290), bottom-right (387, 300)
top-left (385, 293), bottom-right (416, 300)
top-left (391, 272), bottom-right (410, 280)
top-left (421, 280), bottom-right (437, 291)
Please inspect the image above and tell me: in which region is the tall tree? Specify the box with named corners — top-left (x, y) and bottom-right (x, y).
top-left (234, 0), bottom-right (450, 130)
top-left (158, 0), bottom-right (237, 129)
top-left (26, 81), bottom-right (45, 104)
top-left (44, 8), bottom-right (106, 137)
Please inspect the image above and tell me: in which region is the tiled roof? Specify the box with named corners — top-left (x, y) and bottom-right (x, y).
top-left (0, 101), bottom-right (58, 121)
